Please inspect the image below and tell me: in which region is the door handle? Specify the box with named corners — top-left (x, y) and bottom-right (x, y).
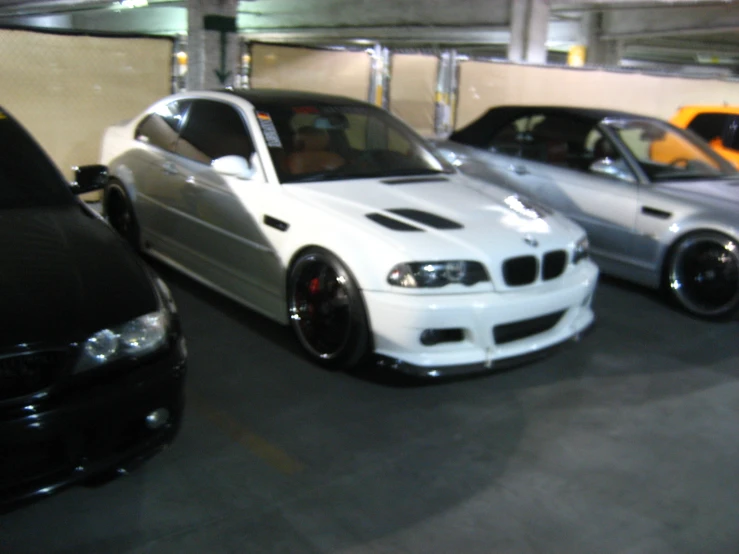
top-left (185, 176), bottom-right (197, 186)
top-left (641, 206), bottom-right (671, 219)
top-left (162, 161), bottom-right (177, 175)
top-left (508, 164), bottom-right (528, 175)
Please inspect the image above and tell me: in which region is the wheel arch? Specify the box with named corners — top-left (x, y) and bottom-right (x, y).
top-left (103, 163), bottom-right (139, 215)
top-left (278, 222), bottom-right (404, 293)
top-left (657, 215), bottom-right (739, 283)
top-left (285, 244), bottom-right (375, 367)
top-left (661, 226), bottom-right (739, 319)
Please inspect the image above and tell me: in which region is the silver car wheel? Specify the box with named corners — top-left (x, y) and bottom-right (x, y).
top-left (667, 231), bottom-right (739, 319)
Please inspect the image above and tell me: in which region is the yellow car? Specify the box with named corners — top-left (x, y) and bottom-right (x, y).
top-left (670, 105), bottom-right (739, 167)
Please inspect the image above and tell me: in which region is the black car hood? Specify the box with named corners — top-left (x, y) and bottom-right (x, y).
top-left (0, 204), bottom-right (158, 348)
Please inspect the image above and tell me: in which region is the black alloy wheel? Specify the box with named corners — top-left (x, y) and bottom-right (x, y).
top-left (105, 180), bottom-right (140, 251)
top-left (667, 231), bottom-right (739, 319)
top-left (287, 247), bottom-right (370, 369)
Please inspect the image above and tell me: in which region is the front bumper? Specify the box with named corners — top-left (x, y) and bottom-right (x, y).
top-left (0, 340), bottom-right (186, 512)
top-left (364, 261), bottom-right (598, 376)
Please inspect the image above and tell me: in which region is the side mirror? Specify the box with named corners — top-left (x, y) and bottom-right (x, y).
top-left (71, 164), bottom-right (108, 194)
top-left (589, 159), bottom-right (636, 183)
top-left (436, 147), bottom-right (464, 167)
top-left (212, 155), bottom-right (254, 180)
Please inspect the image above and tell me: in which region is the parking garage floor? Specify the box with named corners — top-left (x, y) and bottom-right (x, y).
top-left (2, 261), bottom-right (738, 554)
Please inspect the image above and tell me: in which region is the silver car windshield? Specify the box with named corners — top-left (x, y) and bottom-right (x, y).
top-left (605, 118), bottom-right (737, 181)
top-left (250, 101), bottom-right (454, 183)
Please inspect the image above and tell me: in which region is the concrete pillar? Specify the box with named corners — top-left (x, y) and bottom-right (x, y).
top-left (368, 44), bottom-right (390, 108)
top-left (187, 0), bottom-right (239, 90)
top-left (507, 0), bottom-right (550, 64)
top-left (583, 11), bottom-right (623, 67)
top-left (434, 50), bottom-right (458, 137)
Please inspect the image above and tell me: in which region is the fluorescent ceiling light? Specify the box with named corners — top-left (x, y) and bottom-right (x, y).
top-left (120, 0), bottom-right (148, 8)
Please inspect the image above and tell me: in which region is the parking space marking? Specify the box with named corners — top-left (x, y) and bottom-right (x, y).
top-left (190, 393), bottom-right (304, 475)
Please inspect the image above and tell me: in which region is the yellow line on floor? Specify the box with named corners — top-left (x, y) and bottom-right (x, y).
top-left (189, 393), bottom-right (304, 475)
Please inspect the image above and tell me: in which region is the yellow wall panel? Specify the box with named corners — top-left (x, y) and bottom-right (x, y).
top-left (0, 29), bottom-right (172, 181)
top-left (457, 61), bottom-right (739, 130)
top-left (389, 53), bottom-right (437, 137)
top-left (250, 43), bottom-right (371, 101)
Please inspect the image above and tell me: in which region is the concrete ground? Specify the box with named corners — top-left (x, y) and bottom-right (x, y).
top-left (2, 262), bottom-right (738, 554)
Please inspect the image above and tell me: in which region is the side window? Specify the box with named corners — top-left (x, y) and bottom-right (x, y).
top-left (687, 113), bottom-right (728, 143)
top-left (524, 114), bottom-right (590, 168)
top-left (388, 128), bottom-right (411, 155)
top-left (134, 100), bottom-right (189, 151)
top-left (584, 128), bottom-right (636, 183)
top-left (176, 100), bottom-right (255, 165)
top-left (488, 116), bottom-right (531, 157)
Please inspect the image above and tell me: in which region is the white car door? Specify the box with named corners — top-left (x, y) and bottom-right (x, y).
top-left (168, 99), bottom-right (284, 316)
top-left (129, 99), bottom-right (191, 252)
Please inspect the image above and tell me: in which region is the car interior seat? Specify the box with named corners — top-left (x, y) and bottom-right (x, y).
top-left (530, 120), bottom-right (569, 166)
top-left (592, 137), bottom-right (620, 160)
top-left (286, 126), bottom-right (345, 175)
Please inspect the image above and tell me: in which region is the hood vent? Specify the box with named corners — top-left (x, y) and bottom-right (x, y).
top-left (387, 208), bottom-right (463, 230)
top-left (381, 176), bottom-right (449, 185)
top-left (366, 213), bottom-right (423, 231)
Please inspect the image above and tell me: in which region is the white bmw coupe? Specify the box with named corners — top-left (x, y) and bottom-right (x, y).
top-left (99, 90), bottom-right (598, 376)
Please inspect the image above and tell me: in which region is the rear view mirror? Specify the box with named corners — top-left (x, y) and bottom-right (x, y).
top-left (71, 164), bottom-right (108, 194)
top-left (212, 155), bottom-right (255, 180)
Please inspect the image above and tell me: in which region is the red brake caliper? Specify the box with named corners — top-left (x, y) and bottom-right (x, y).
top-left (306, 277), bottom-right (321, 318)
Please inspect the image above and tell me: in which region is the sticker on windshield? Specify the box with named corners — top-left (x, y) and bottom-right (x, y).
top-left (256, 111), bottom-right (282, 148)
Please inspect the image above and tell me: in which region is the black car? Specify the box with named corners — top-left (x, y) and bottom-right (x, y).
top-left (0, 106), bottom-right (187, 511)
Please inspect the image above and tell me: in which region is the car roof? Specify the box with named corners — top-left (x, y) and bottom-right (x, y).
top-left (216, 88), bottom-right (371, 107)
top-left (450, 105), bottom-right (659, 144)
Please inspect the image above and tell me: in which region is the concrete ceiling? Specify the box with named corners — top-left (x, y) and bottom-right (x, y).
top-left (0, 0), bottom-right (738, 74)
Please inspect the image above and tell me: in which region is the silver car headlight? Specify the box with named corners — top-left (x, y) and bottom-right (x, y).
top-left (573, 236), bottom-right (590, 264)
top-left (387, 260), bottom-right (489, 288)
top-left (73, 310), bottom-right (170, 374)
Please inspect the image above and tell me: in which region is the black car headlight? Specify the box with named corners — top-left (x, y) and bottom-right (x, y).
top-left (573, 236), bottom-right (590, 264)
top-left (73, 276), bottom-right (177, 374)
top-left (387, 260), bottom-right (489, 288)
top-left (73, 310), bottom-right (170, 374)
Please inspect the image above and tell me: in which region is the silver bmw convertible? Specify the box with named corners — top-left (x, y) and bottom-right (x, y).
top-left (436, 106), bottom-right (739, 320)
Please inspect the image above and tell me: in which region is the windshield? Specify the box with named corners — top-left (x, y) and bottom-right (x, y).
top-left (0, 107), bottom-right (72, 209)
top-left (250, 100), bottom-right (454, 183)
top-left (605, 118), bottom-right (737, 181)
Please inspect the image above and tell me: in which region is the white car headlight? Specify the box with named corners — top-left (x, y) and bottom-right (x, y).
top-left (387, 260), bottom-right (489, 288)
top-left (74, 310), bottom-right (169, 373)
top-left (573, 236), bottom-right (590, 264)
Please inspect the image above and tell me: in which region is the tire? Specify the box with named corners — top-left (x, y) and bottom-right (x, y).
top-left (104, 180), bottom-right (140, 251)
top-left (665, 231), bottom-right (739, 320)
top-left (287, 247), bottom-right (371, 370)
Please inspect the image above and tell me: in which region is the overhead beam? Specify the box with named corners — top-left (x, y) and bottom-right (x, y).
top-left (240, 25), bottom-right (508, 46)
top-left (599, 4), bottom-right (739, 39)
top-left (71, 5), bottom-right (186, 34)
top-left (240, 20), bottom-right (579, 48)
